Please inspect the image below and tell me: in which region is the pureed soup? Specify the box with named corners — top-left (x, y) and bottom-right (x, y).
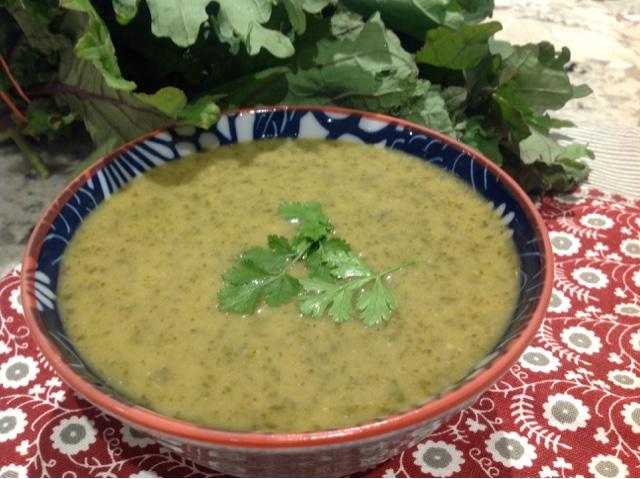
top-left (58, 139), bottom-right (519, 432)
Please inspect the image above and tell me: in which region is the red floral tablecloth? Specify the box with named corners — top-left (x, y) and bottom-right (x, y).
top-left (1, 187), bottom-right (639, 478)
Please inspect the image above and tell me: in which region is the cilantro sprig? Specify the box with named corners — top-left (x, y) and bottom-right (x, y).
top-left (217, 201), bottom-right (415, 326)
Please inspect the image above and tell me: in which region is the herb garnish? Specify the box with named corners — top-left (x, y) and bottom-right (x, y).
top-left (217, 202), bottom-right (415, 326)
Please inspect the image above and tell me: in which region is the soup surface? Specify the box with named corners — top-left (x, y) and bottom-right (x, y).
top-left (58, 139), bottom-right (519, 432)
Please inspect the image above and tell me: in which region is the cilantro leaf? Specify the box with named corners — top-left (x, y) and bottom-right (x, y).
top-left (267, 235), bottom-right (293, 255)
top-left (242, 246), bottom-right (290, 273)
top-left (327, 288), bottom-right (355, 323)
top-left (217, 282), bottom-right (264, 315)
top-left (298, 276), bottom-right (341, 318)
top-left (304, 236), bottom-right (353, 279)
top-left (222, 259), bottom-right (269, 284)
top-left (299, 276), bottom-right (365, 323)
top-left (278, 201), bottom-right (333, 241)
top-left (264, 275), bottom-right (301, 307)
top-left (300, 244), bottom-right (413, 325)
top-left (218, 201), bottom-right (414, 325)
top-left (321, 249), bottom-right (371, 279)
top-left (356, 277), bottom-right (397, 326)
top-left (218, 230), bottom-right (301, 314)
top-left (299, 264), bottom-right (406, 325)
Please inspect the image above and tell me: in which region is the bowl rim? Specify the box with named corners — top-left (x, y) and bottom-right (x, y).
top-left (21, 105), bottom-right (553, 449)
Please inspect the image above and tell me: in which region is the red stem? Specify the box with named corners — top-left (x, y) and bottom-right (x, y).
top-left (0, 54), bottom-right (30, 104)
top-left (0, 90), bottom-right (27, 122)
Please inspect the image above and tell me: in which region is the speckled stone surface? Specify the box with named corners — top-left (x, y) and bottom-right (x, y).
top-left (495, 0), bottom-right (640, 127)
top-left (0, 142), bottom-right (87, 276)
top-left (1, 0), bottom-right (639, 272)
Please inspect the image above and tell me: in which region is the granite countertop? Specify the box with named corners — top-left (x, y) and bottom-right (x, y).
top-left (1, 0), bottom-right (639, 275)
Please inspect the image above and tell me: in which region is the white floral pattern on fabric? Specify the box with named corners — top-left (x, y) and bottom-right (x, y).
top-left (630, 330), bottom-right (640, 352)
top-left (620, 239), bottom-right (640, 259)
top-left (632, 270), bottom-right (640, 288)
top-left (607, 370), bottom-right (640, 390)
top-left (16, 438), bottom-right (29, 455)
top-left (50, 416), bottom-right (97, 455)
top-left (549, 232), bottom-right (581, 256)
top-left (621, 402), bottom-right (640, 434)
top-left (539, 465), bottom-right (558, 478)
top-left (552, 457), bottom-right (573, 471)
top-left (129, 471), bottom-right (159, 478)
top-left (608, 352), bottom-right (623, 364)
top-left (614, 303), bottom-right (640, 317)
top-left (412, 440), bottom-right (463, 477)
top-left (542, 393), bottom-right (591, 431)
top-left (465, 417), bottom-right (486, 432)
top-left (0, 464), bottom-right (28, 478)
top-left (485, 431), bottom-right (537, 469)
top-left (120, 425), bottom-right (156, 448)
top-left (27, 384), bottom-right (45, 397)
top-left (49, 390), bottom-right (66, 404)
top-left (580, 213), bottom-right (614, 230)
top-left (0, 407), bottom-right (27, 443)
top-left (594, 427), bottom-right (609, 444)
top-left (45, 377), bottom-right (62, 388)
top-left (519, 347), bottom-right (560, 373)
top-left (560, 326), bottom-right (602, 354)
top-left (588, 455), bottom-right (629, 478)
top-left (0, 340), bottom-right (9, 355)
top-left (0, 355), bottom-right (39, 389)
top-left (572, 266), bottom-right (609, 289)
top-left (8, 288), bottom-right (23, 315)
top-left (547, 289), bottom-right (571, 314)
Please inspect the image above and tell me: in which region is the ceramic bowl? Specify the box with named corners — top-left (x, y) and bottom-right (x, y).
top-left (21, 106), bottom-right (553, 477)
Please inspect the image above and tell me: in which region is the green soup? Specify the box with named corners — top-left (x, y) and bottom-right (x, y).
top-left (58, 139), bottom-right (519, 432)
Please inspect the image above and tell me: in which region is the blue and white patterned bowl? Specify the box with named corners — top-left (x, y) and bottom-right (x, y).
top-left (22, 106), bottom-right (553, 477)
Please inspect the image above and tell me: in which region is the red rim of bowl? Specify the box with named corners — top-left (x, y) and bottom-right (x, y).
top-left (21, 105), bottom-right (553, 449)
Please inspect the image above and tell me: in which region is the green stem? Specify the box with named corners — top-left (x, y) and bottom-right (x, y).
top-left (6, 128), bottom-right (50, 178)
top-left (0, 129), bottom-right (12, 142)
top-left (378, 260), bottom-right (419, 278)
top-left (263, 247), bottom-right (308, 287)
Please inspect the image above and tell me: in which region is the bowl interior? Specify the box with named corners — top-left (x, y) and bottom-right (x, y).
top-left (22, 107), bottom-right (548, 426)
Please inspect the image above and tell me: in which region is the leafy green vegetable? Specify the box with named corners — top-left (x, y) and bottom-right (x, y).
top-left (215, 0), bottom-right (294, 58)
top-left (145, 0), bottom-right (210, 48)
top-left (23, 98), bottom-right (76, 141)
top-left (416, 22), bottom-right (502, 69)
top-left (61, 0), bottom-right (136, 91)
top-left (111, 0), bottom-right (141, 25)
top-left (340, 0), bottom-right (494, 37)
top-left (175, 95), bottom-right (221, 128)
top-left (285, 13), bottom-right (418, 106)
top-left (496, 43), bottom-right (575, 111)
top-left (519, 130), bottom-right (594, 166)
top-left (1, 0), bottom-right (594, 195)
top-left (218, 201), bottom-right (414, 326)
top-left (55, 52), bottom-right (172, 154)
